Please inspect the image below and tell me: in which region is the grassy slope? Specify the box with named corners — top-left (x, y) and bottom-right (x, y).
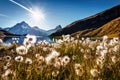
top-left (85, 17), bottom-right (120, 37)
top-left (72, 17), bottom-right (120, 38)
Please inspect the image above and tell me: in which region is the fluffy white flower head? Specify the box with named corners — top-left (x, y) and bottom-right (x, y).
top-left (16, 45), bottom-right (28, 55)
top-left (26, 34), bottom-right (36, 44)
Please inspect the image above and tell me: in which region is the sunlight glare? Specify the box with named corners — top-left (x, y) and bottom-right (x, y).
top-left (30, 8), bottom-right (45, 22)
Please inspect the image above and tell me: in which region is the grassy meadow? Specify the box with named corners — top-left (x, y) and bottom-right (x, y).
top-left (0, 35), bottom-right (120, 80)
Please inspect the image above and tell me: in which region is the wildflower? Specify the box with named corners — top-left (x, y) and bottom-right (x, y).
top-left (3, 66), bottom-right (8, 70)
top-left (52, 70), bottom-right (59, 77)
top-left (83, 54), bottom-right (91, 60)
top-left (113, 37), bottom-right (119, 43)
top-left (75, 69), bottom-right (84, 76)
top-left (90, 69), bottom-right (99, 77)
top-left (6, 62), bottom-right (12, 67)
top-left (25, 34), bottom-right (36, 44)
top-left (72, 55), bottom-right (77, 60)
top-left (15, 56), bottom-right (24, 62)
top-left (0, 39), bottom-right (3, 44)
top-left (111, 56), bottom-right (117, 63)
top-left (45, 50), bottom-right (60, 65)
top-left (4, 56), bottom-right (11, 61)
top-left (100, 49), bottom-right (108, 57)
top-left (96, 46), bottom-right (103, 51)
top-left (74, 63), bottom-right (84, 76)
top-left (23, 39), bottom-right (32, 49)
top-left (43, 47), bottom-right (47, 51)
top-left (35, 54), bottom-right (40, 58)
top-left (80, 48), bottom-right (84, 53)
top-left (61, 56), bottom-right (70, 66)
top-left (81, 37), bottom-right (84, 41)
top-left (103, 35), bottom-right (108, 42)
top-left (51, 50), bottom-right (60, 57)
top-left (16, 45), bottom-right (28, 55)
top-left (36, 66), bottom-right (44, 72)
top-left (56, 39), bottom-right (63, 44)
top-left (113, 45), bottom-right (119, 53)
top-left (37, 56), bottom-right (45, 62)
top-left (25, 58), bottom-right (32, 64)
top-left (54, 61), bottom-right (61, 69)
top-left (96, 57), bottom-right (105, 68)
top-left (2, 69), bottom-right (13, 78)
top-left (75, 63), bottom-right (82, 69)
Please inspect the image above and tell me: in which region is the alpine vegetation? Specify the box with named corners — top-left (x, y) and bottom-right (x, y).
top-left (0, 35), bottom-right (120, 80)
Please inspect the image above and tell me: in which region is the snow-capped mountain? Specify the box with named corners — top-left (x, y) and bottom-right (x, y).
top-left (47, 25), bottom-right (62, 35)
top-left (3, 21), bottom-right (62, 36)
top-left (5, 21), bottom-right (47, 36)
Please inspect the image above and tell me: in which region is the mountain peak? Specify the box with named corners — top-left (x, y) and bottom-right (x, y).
top-left (55, 25), bottom-right (62, 29)
top-left (16, 21), bottom-right (31, 29)
top-left (20, 21), bottom-right (27, 24)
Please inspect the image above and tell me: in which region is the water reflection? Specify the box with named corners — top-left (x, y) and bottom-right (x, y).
top-left (3, 36), bottom-right (52, 44)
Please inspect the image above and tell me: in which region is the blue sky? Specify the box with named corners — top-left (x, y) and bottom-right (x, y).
top-left (0, 0), bottom-right (120, 30)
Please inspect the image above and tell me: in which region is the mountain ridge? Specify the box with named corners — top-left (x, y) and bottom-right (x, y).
top-left (51, 5), bottom-right (120, 37)
top-left (3, 21), bottom-right (62, 36)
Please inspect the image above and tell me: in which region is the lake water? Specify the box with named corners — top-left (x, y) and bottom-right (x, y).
top-left (3, 36), bottom-right (53, 44)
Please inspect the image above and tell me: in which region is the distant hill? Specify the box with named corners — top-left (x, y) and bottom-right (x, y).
top-left (0, 30), bottom-right (25, 40)
top-left (51, 5), bottom-right (120, 37)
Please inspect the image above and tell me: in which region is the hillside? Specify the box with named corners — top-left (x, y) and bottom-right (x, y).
top-left (51, 5), bottom-right (120, 37)
top-left (0, 30), bottom-right (25, 40)
top-left (84, 17), bottom-right (120, 37)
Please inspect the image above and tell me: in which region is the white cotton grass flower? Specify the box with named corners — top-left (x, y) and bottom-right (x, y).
top-left (51, 50), bottom-right (60, 57)
top-left (52, 70), bottom-right (59, 77)
top-left (72, 55), bottom-right (77, 60)
top-left (23, 38), bottom-right (32, 49)
top-left (37, 56), bottom-right (45, 62)
top-left (2, 69), bottom-right (13, 78)
top-left (75, 69), bottom-right (84, 76)
top-left (3, 66), bottom-right (8, 70)
top-left (4, 56), bottom-right (12, 61)
top-left (25, 34), bottom-right (36, 44)
top-left (90, 69), bottom-right (99, 77)
top-left (74, 63), bottom-right (84, 76)
top-left (35, 54), bottom-right (41, 58)
top-left (25, 58), bottom-right (32, 64)
top-left (96, 57), bottom-right (105, 69)
top-left (45, 50), bottom-right (60, 65)
top-left (56, 39), bottom-right (63, 44)
top-left (54, 60), bottom-right (61, 69)
top-left (15, 56), bottom-right (24, 62)
top-left (0, 39), bottom-right (3, 44)
top-left (111, 56), bottom-right (117, 63)
top-left (43, 47), bottom-right (47, 51)
top-left (103, 35), bottom-right (108, 42)
top-left (3, 62), bottom-right (12, 70)
top-left (16, 45), bottom-right (28, 55)
top-left (75, 63), bottom-right (82, 69)
top-left (61, 55), bottom-right (70, 67)
top-left (113, 45), bottom-right (119, 53)
top-left (36, 66), bottom-right (44, 72)
top-left (100, 49), bottom-right (108, 58)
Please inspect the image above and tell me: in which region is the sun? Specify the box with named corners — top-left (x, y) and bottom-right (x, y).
top-left (27, 7), bottom-right (46, 27)
top-left (30, 8), bottom-right (45, 22)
